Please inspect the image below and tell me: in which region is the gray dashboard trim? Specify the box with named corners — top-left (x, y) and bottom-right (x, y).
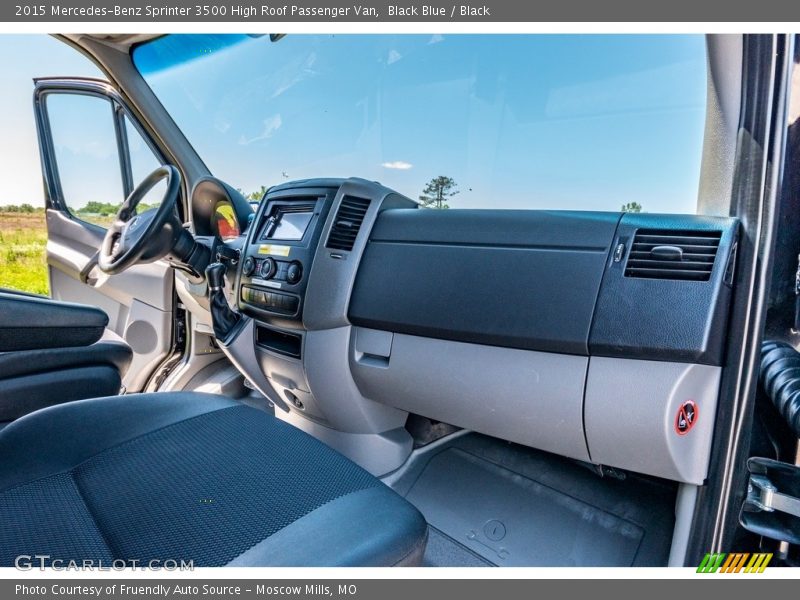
top-left (303, 178), bottom-right (416, 331)
top-left (275, 408), bottom-right (413, 477)
top-left (216, 317), bottom-right (290, 412)
top-left (350, 329), bottom-right (591, 463)
top-left (303, 327), bottom-right (409, 434)
top-left (584, 357), bottom-right (722, 484)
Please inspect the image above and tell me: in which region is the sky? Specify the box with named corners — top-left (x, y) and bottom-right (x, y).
top-left (0, 35), bottom-right (102, 207)
top-left (0, 34), bottom-right (708, 214)
top-left (135, 34), bottom-right (708, 213)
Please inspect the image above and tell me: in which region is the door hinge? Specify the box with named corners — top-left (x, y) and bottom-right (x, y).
top-left (740, 457), bottom-right (800, 545)
top-left (748, 474), bottom-right (800, 518)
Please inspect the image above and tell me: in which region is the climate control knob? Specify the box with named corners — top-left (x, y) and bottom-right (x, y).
top-left (242, 256), bottom-right (256, 277)
top-left (286, 261), bottom-right (303, 285)
top-left (259, 257), bottom-right (277, 279)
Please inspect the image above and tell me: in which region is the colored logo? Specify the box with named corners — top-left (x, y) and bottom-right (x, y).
top-left (675, 400), bottom-right (698, 435)
top-left (696, 552), bottom-right (773, 573)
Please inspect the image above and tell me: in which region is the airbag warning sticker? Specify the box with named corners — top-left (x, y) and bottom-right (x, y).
top-left (675, 400), bottom-right (698, 435)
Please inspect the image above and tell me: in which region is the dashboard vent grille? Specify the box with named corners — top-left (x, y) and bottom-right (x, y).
top-left (326, 196), bottom-right (371, 251)
top-left (624, 229), bottom-right (722, 282)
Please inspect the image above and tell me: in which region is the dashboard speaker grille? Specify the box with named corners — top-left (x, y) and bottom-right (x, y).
top-left (326, 196), bottom-right (371, 251)
top-left (624, 229), bottom-right (722, 282)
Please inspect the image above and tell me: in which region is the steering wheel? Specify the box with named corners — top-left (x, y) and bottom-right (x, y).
top-left (98, 165), bottom-right (183, 275)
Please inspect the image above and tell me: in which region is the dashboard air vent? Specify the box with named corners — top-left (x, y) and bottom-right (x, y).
top-left (326, 196), bottom-right (371, 251)
top-left (624, 229), bottom-right (722, 281)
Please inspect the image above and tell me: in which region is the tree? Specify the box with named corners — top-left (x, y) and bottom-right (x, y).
top-left (241, 185), bottom-right (268, 201)
top-left (419, 176), bottom-right (459, 209)
top-left (77, 201), bottom-right (121, 216)
top-left (621, 202), bottom-right (643, 213)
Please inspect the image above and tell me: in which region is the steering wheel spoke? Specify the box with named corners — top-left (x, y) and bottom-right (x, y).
top-left (97, 165), bottom-right (182, 275)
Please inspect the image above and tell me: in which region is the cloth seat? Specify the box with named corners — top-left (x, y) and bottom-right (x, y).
top-left (0, 392), bottom-right (427, 567)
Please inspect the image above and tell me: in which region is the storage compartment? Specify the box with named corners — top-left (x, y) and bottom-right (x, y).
top-left (255, 325), bottom-right (302, 359)
top-left (349, 329), bottom-right (590, 462)
top-left (583, 357), bottom-right (722, 484)
top-left (348, 209), bottom-right (620, 355)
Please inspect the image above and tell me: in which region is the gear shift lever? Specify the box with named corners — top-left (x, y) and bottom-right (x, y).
top-left (205, 262), bottom-right (241, 343)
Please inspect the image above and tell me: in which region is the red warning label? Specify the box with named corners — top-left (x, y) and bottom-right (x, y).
top-left (675, 400), bottom-right (698, 435)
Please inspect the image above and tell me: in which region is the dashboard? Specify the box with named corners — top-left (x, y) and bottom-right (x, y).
top-left (209, 176), bottom-right (740, 483)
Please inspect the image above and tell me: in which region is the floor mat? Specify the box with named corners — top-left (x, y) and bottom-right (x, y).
top-left (423, 527), bottom-right (493, 567)
top-left (396, 434), bottom-right (676, 567)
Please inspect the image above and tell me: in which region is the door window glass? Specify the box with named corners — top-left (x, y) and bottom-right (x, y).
top-left (46, 93), bottom-right (124, 227)
top-left (124, 115), bottom-right (164, 211)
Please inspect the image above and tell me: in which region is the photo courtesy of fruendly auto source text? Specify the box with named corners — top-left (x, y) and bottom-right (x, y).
top-left (0, 0), bottom-right (799, 595)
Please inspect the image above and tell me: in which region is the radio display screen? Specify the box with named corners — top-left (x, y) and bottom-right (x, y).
top-left (266, 210), bottom-right (313, 241)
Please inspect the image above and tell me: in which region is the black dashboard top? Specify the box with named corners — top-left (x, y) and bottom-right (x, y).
top-left (266, 178), bottom-right (348, 195)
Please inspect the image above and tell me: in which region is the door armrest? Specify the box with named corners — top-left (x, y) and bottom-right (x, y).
top-left (0, 291), bottom-right (108, 351)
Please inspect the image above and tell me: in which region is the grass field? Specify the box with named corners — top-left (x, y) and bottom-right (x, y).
top-left (0, 211), bottom-right (49, 295)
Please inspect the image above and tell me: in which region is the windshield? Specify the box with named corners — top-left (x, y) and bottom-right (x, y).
top-left (133, 34), bottom-right (707, 213)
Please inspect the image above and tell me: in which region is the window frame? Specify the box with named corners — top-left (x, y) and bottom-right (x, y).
top-left (34, 78), bottom-right (165, 230)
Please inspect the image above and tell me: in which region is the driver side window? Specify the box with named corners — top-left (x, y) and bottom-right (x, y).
top-left (124, 114), bottom-right (164, 210)
top-left (45, 93), bottom-right (162, 228)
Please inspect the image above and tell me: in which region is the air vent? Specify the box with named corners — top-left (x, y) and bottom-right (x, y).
top-left (326, 196), bottom-right (371, 251)
top-left (624, 229), bottom-right (722, 281)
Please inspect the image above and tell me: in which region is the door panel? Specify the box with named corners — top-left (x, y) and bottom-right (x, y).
top-left (46, 212), bottom-right (173, 392)
top-left (34, 79), bottom-right (173, 392)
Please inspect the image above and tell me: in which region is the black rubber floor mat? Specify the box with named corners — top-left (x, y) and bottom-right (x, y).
top-left (406, 447), bottom-right (646, 566)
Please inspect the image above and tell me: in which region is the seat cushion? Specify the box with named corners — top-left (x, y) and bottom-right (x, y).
top-left (0, 392), bottom-right (427, 567)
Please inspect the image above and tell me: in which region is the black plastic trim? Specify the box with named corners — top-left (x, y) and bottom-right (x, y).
top-left (589, 213), bottom-right (740, 366)
top-left (349, 209), bottom-right (621, 355)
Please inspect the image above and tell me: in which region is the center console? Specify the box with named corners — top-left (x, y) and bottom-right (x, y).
top-left (227, 178), bottom-right (417, 453)
top-left (237, 180), bottom-right (337, 325)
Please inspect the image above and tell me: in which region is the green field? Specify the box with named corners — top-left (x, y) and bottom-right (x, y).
top-left (0, 204), bottom-right (138, 295)
top-left (0, 211), bottom-right (49, 295)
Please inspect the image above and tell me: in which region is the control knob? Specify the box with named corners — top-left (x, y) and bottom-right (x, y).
top-left (242, 256), bottom-right (256, 276)
top-left (259, 257), bottom-right (277, 279)
top-left (286, 261), bottom-right (303, 285)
